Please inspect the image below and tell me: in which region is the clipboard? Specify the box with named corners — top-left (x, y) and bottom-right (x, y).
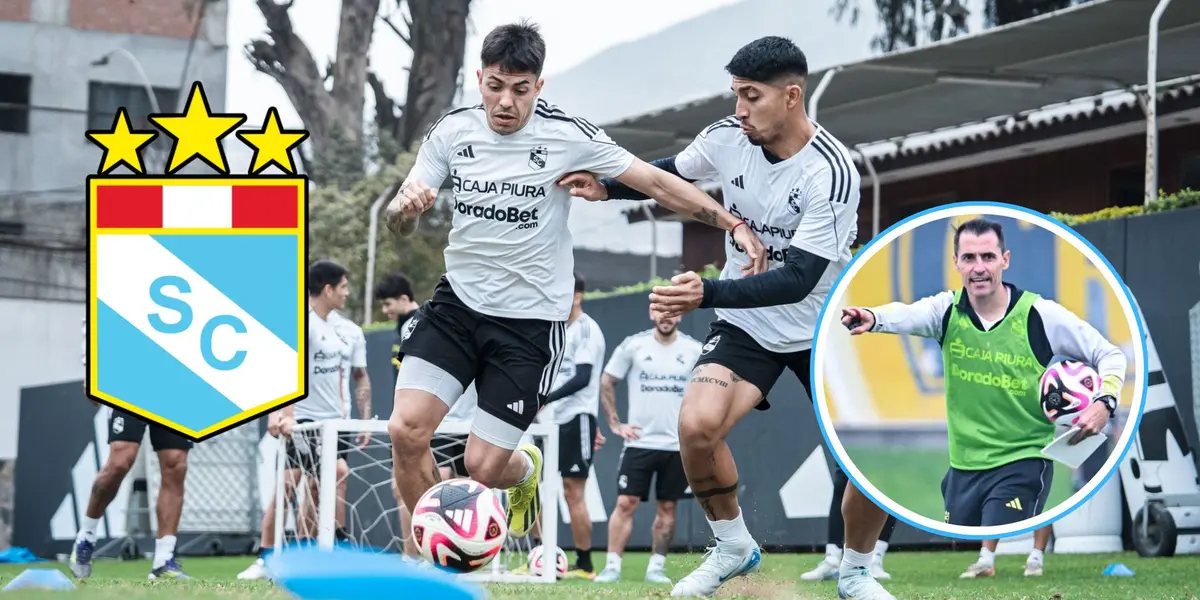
top-left (1041, 426), bottom-right (1107, 469)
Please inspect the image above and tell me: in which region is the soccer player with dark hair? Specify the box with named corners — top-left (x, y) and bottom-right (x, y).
top-left (563, 35), bottom-right (863, 597)
top-left (384, 20), bottom-right (766, 545)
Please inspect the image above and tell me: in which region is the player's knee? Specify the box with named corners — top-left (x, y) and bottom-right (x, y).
top-left (157, 450), bottom-right (188, 484)
top-left (678, 405), bottom-right (721, 450)
top-left (102, 446), bottom-right (138, 477)
top-left (388, 413), bottom-right (432, 456)
top-left (656, 500), bottom-right (678, 518)
top-left (615, 495), bottom-right (640, 515)
top-left (463, 452), bottom-right (505, 487)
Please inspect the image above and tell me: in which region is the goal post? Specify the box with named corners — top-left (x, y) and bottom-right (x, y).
top-left (271, 418), bottom-right (560, 584)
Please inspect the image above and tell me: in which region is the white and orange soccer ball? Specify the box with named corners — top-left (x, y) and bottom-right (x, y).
top-left (527, 544), bottom-right (569, 578)
top-left (411, 479), bottom-right (507, 573)
top-left (1039, 359), bottom-right (1099, 424)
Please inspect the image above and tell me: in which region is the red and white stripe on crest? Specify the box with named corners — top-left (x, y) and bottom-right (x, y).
top-left (94, 184), bottom-right (301, 229)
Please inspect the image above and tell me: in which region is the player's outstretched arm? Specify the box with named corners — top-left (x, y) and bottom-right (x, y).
top-left (614, 158), bottom-right (767, 274)
top-left (856, 292), bottom-right (955, 339)
top-left (558, 156), bottom-right (689, 202)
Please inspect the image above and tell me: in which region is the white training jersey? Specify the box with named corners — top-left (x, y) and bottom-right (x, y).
top-left (548, 313), bottom-right (606, 425)
top-left (675, 117), bottom-right (861, 352)
top-left (407, 98), bottom-right (636, 322)
top-left (603, 330), bottom-right (703, 452)
top-left (330, 311), bottom-right (368, 418)
top-left (297, 308), bottom-right (352, 422)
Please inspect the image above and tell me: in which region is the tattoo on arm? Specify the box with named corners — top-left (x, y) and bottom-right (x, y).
top-left (691, 208), bottom-right (719, 227)
top-left (600, 375), bottom-right (621, 426)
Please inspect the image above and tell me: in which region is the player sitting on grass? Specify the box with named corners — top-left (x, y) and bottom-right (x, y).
top-left (384, 19), bottom-right (766, 553)
top-left (563, 36), bottom-right (864, 598)
top-left (801, 462), bottom-right (897, 582)
top-left (961, 525), bottom-right (1053, 578)
top-left (74, 317), bottom-right (191, 581)
top-left (593, 306), bottom-right (703, 585)
top-left (841, 217), bottom-right (1123, 529)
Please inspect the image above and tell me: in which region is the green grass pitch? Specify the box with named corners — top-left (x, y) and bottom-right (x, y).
top-left (3, 551), bottom-right (1198, 599)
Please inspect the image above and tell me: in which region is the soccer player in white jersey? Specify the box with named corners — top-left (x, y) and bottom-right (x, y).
top-left (563, 36), bottom-right (869, 598)
top-left (383, 20), bottom-right (767, 543)
top-left (329, 309), bottom-right (372, 541)
top-left (73, 325), bottom-right (192, 581)
top-left (539, 273), bottom-right (606, 578)
top-left (238, 260), bottom-right (357, 580)
top-left (594, 306), bottom-right (702, 585)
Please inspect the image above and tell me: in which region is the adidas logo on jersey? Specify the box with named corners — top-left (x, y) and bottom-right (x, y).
top-left (507, 400), bottom-right (525, 413)
top-left (1006, 498), bottom-right (1024, 511)
top-left (456, 145), bottom-right (476, 159)
top-left (730, 174), bottom-right (745, 189)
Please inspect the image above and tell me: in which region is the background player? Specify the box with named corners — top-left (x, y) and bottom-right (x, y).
top-left (375, 271), bottom-right (421, 372)
top-left (539, 273), bottom-right (606, 579)
top-left (73, 319), bottom-right (191, 581)
top-left (800, 462), bottom-right (897, 582)
top-left (384, 19), bottom-right (766, 545)
top-left (593, 306), bottom-right (702, 585)
top-left (238, 260), bottom-right (357, 580)
top-left (330, 306), bottom-right (372, 540)
top-left (841, 217), bottom-right (1123, 528)
top-left (562, 36), bottom-right (861, 598)
top-left (961, 525), bottom-right (1052, 578)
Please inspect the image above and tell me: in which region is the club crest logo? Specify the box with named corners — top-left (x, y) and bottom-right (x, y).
top-left (528, 145), bottom-right (548, 170)
top-left (83, 81), bottom-right (310, 441)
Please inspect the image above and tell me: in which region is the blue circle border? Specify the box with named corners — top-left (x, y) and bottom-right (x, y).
top-left (808, 200), bottom-right (1150, 541)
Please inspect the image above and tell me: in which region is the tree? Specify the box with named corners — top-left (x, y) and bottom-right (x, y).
top-left (370, 0), bottom-right (471, 163)
top-left (246, 0), bottom-right (471, 183)
top-left (307, 153), bottom-right (454, 322)
top-left (832, 0), bottom-right (1093, 53)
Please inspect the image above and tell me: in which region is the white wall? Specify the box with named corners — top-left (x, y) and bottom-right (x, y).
top-left (0, 298), bottom-right (85, 459)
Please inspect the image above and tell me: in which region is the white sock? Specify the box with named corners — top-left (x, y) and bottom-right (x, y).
top-left (978, 547), bottom-right (995, 566)
top-left (77, 517), bottom-right (100, 543)
top-left (708, 510), bottom-right (753, 552)
top-left (1028, 549), bottom-right (1044, 564)
top-left (606, 552), bottom-right (622, 570)
top-left (153, 535), bottom-right (177, 569)
top-left (648, 553), bottom-right (666, 572)
top-left (839, 549), bottom-right (873, 576)
top-left (874, 540), bottom-right (889, 561)
top-left (520, 452), bottom-right (535, 483)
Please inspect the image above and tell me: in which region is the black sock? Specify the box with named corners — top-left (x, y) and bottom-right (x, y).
top-left (335, 526), bottom-right (350, 541)
top-left (576, 549), bottom-right (593, 572)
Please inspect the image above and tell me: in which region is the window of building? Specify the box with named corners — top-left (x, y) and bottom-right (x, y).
top-left (1181, 154), bottom-right (1200, 192)
top-left (1108, 164), bottom-right (1144, 207)
top-left (0, 72), bottom-right (32, 134)
top-left (86, 81), bottom-right (179, 131)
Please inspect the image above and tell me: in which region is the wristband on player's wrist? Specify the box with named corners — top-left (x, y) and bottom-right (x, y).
top-left (731, 220), bottom-right (747, 235)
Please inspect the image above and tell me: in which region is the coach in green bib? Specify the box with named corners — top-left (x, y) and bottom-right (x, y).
top-left (843, 217), bottom-right (1126, 528)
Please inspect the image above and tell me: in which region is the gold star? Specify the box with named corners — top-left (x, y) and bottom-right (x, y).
top-left (85, 108), bottom-right (158, 174)
top-left (236, 107), bottom-right (309, 175)
top-left (149, 81), bottom-right (246, 175)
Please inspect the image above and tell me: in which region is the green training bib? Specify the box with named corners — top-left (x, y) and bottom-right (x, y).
top-left (942, 289), bottom-right (1053, 471)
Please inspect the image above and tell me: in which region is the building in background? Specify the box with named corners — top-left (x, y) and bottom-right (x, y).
top-left (0, 0), bottom-right (230, 548)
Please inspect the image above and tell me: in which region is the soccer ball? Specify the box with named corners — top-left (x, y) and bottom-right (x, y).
top-left (527, 544), bottom-right (569, 578)
top-left (411, 479), bottom-right (507, 573)
top-left (1039, 359), bottom-right (1099, 423)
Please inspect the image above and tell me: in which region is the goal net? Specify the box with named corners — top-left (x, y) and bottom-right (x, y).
top-left (271, 418), bottom-right (561, 584)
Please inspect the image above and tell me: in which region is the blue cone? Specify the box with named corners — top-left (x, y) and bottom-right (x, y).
top-left (265, 546), bottom-right (485, 600)
top-left (2, 568), bottom-right (75, 591)
top-left (1103, 563), bottom-right (1135, 577)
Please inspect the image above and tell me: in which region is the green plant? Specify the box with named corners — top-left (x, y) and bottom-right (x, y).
top-left (1050, 188), bottom-right (1199, 226)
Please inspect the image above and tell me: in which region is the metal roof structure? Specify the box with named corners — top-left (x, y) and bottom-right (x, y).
top-left (604, 0), bottom-right (1200, 159)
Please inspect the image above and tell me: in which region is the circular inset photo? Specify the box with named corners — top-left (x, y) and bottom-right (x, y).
top-left (811, 201), bottom-right (1148, 540)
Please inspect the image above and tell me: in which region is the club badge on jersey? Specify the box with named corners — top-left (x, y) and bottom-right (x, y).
top-left (83, 81), bottom-right (310, 442)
